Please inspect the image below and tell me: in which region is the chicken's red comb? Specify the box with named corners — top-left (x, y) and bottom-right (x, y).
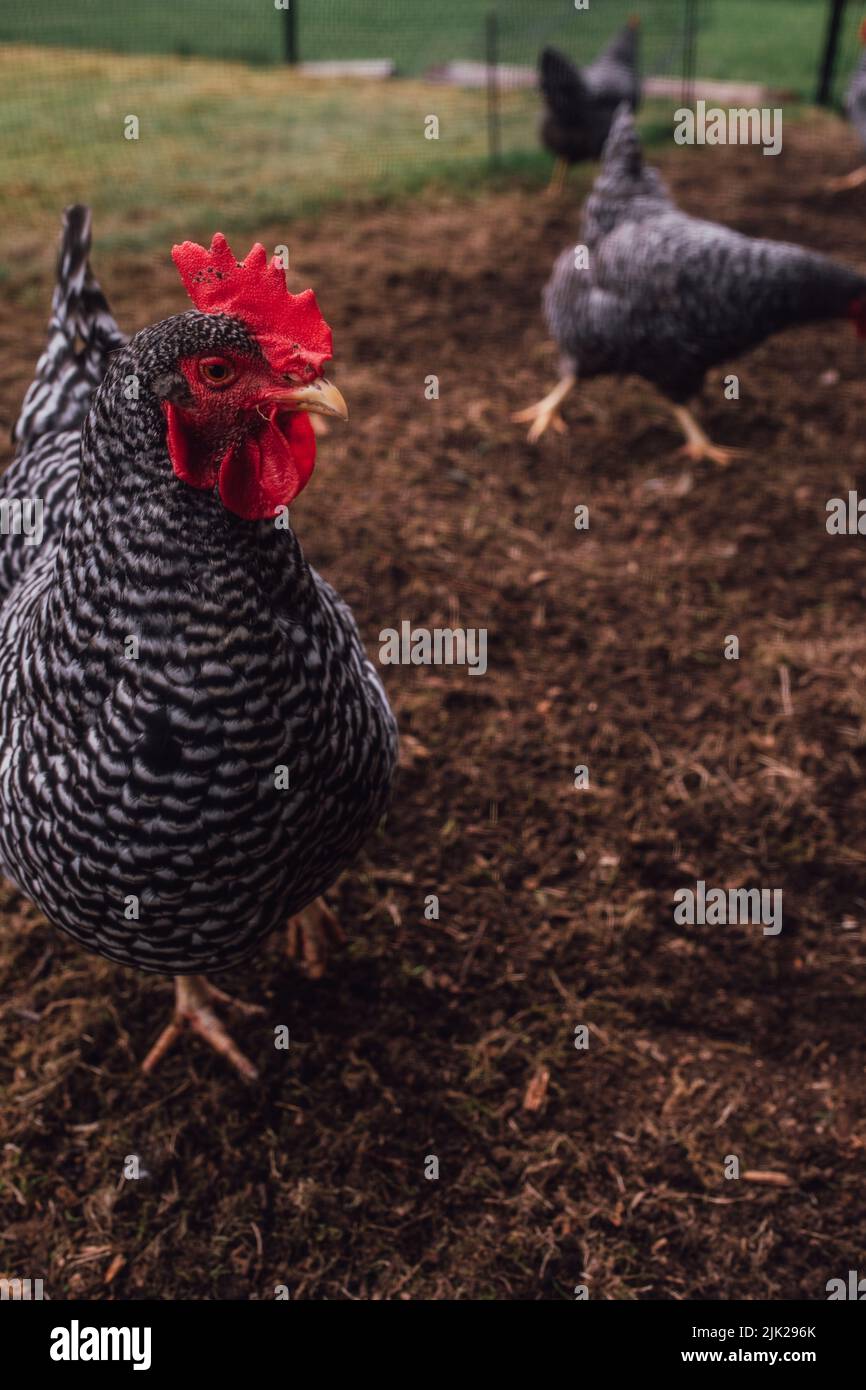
top-left (171, 233), bottom-right (333, 381)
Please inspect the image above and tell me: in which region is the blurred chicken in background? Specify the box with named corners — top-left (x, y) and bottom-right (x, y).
top-left (539, 15), bottom-right (641, 195)
top-left (826, 17), bottom-right (866, 192)
top-left (516, 108), bottom-right (866, 463)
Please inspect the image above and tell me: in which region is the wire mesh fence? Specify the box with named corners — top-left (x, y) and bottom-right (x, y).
top-left (0, 0), bottom-right (693, 255)
top-left (0, 0), bottom-right (863, 259)
top-left (0, 0), bottom-right (689, 73)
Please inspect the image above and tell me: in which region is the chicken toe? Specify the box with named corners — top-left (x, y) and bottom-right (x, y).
top-left (141, 974), bottom-right (263, 1081)
top-left (825, 165), bottom-right (866, 194)
top-left (670, 404), bottom-right (745, 467)
top-left (512, 374), bottom-right (576, 441)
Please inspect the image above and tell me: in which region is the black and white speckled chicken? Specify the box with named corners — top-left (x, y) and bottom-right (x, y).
top-left (515, 108), bottom-right (866, 463)
top-left (0, 207), bottom-right (397, 1079)
top-left (539, 16), bottom-right (640, 195)
top-left (827, 18), bottom-right (866, 192)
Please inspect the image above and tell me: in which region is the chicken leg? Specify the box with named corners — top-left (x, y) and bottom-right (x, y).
top-left (512, 373), bottom-right (576, 441)
top-left (825, 164), bottom-right (866, 193)
top-left (670, 403), bottom-right (745, 467)
top-left (141, 975), bottom-right (263, 1081)
top-left (545, 157), bottom-right (569, 197)
top-left (286, 895), bottom-right (345, 980)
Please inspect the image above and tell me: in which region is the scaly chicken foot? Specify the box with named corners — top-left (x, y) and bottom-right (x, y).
top-left (671, 404), bottom-right (745, 467)
top-left (512, 373), bottom-right (577, 442)
top-left (287, 896), bottom-right (345, 980)
top-left (825, 164), bottom-right (866, 194)
top-left (141, 974), bottom-right (263, 1082)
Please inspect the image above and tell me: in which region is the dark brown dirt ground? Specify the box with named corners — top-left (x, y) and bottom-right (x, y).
top-left (1, 115), bottom-right (866, 1301)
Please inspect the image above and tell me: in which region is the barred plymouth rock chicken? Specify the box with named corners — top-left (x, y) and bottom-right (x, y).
top-left (515, 108), bottom-right (866, 463)
top-left (827, 18), bottom-right (866, 192)
top-left (539, 16), bottom-right (640, 195)
top-left (0, 207), bottom-right (397, 1079)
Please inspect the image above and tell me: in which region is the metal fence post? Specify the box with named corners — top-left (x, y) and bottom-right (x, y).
top-left (682, 0), bottom-right (698, 108)
top-left (283, 0), bottom-right (298, 65)
top-left (486, 10), bottom-right (501, 170)
top-left (817, 0), bottom-right (848, 105)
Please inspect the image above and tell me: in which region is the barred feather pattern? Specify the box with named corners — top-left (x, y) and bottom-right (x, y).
top-left (0, 429), bottom-right (81, 601)
top-left (0, 282), bottom-right (397, 975)
top-left (543, 108), bottom-right (866, 402)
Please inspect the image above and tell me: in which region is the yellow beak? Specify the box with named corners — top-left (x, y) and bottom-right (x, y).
top-left (268, 377), bottom-right (348, 422)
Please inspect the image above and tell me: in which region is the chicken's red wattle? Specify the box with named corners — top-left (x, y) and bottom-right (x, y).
top-left (163, 402), bottom-right (316, 520)
top-left (218, 409), bottom-right (316, 520)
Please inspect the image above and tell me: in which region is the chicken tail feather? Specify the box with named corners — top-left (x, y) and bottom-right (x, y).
top-left (12, 204), bottom-right (127, 453)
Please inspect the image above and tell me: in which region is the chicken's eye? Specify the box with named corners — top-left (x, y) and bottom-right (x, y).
top-left (198, 357), bottom-right (236, 389)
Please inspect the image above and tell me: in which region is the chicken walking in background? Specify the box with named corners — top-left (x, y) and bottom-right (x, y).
top-left (1, 207), bottom-right (397, 1079)
top-left (826, 18), bottom-right (866, 192)
top-left (539, 16), bottom-right (640, 195)
top-left (515, 108), bottom-right (866, 463)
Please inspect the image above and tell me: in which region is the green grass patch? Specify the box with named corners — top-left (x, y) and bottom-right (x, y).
top-left (0, 45), bottom-right (679, 257)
